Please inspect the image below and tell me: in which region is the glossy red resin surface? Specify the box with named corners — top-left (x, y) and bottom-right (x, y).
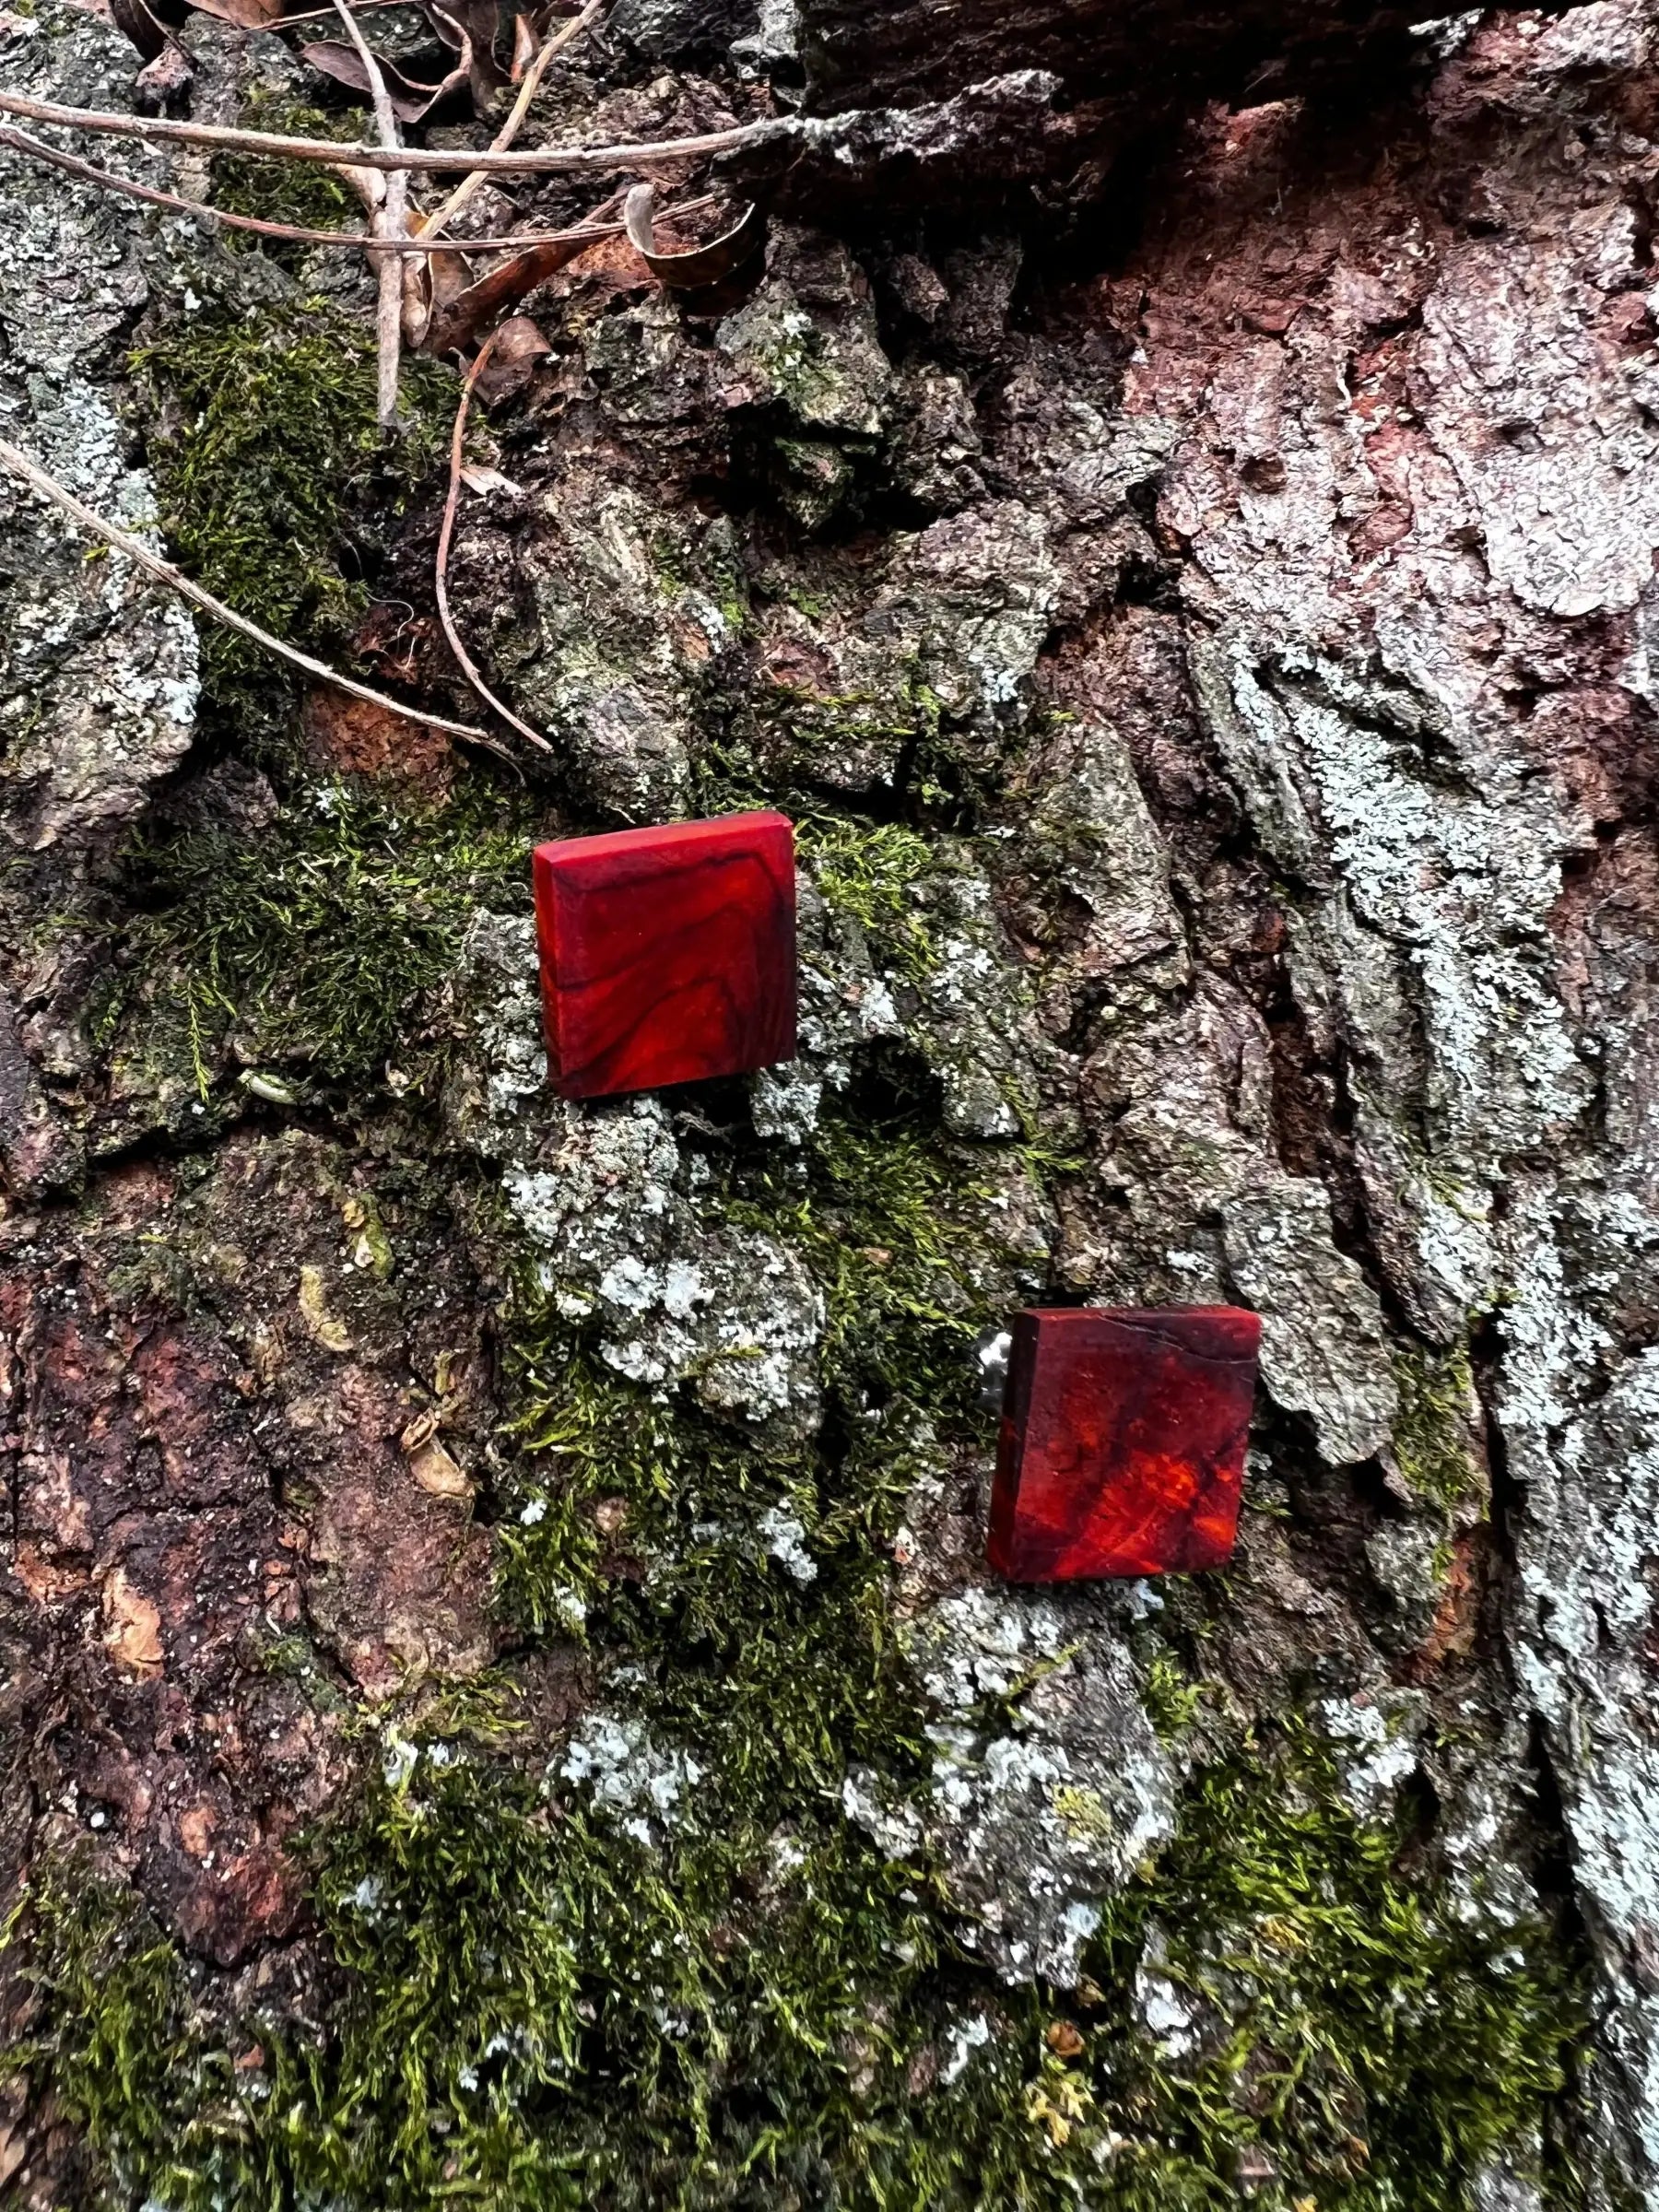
top-left (987, 1306), bottom-right (1260, 1582)
top-left (533, 810), bottom-right (796, 1100)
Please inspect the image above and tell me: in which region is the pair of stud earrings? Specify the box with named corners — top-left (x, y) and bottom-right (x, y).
top-left (534, 812), bottom-right (1259, 1583)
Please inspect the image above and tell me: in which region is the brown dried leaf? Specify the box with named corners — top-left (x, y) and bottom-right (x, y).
top-left (425, 237), bottom-right (590, 355)
top-left (181, 0), bottom-right (287, 24)
top-left (111, 0), bottom-right (168, 62)
top-left (470, 312), bottom-right (550, 403)
top-left (427, 245), bottom-right (478, 312)
top-left (510, 10), bottom-right (538, 77)
top-left (303, 688), bottom-right (454, 796)
top-left (623, 181), bottom-right (763, 291)
top-left (536, 230), bottom-right (654, 307)
top-left (400, 1409), bottom-right (441, 1453)
top-left (425, 0), bottom-right (507, 98)
top-left (300, 38), bottom-right (472, 123)
top-left (402, 251), bottom-right (433, 348)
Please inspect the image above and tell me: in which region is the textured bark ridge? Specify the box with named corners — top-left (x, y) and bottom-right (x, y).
top-left (795, 0), bottom-right (1589, 109)
top-left (3, 0), bottom-right (1659, 2205)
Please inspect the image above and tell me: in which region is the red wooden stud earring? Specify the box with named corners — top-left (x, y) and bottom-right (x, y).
top-left (986, 1306), bottom-right (1260, 1582)
top-left (533, 810), bottom-right (797, 1100)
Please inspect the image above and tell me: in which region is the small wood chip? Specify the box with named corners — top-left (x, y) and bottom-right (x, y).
top-left (408, 1438), bottom-right (472, 1500)
top-left (101, 1566), bottom-right (164, 1675)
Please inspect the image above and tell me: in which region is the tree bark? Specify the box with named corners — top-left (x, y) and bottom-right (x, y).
top-left (2, 1), bottom-right (1657, 2204)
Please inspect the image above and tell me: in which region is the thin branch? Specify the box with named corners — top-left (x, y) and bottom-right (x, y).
top-left (0, 87), bottom-right (782, 173)
top-left (0, 436), bottom-right (496, 747)
top-left (0, 131), bottom-right (634, 248)
top-left (435, 336), bottom-right (554, 755)
top-left (0, 123), bottom-right (385, 246)
top-left (331, 0), bottom-right (407, 425)
top-left (0, 126), bottom-right (715, 264)
top-left (332, 0), bottom-right (403, 153)
top-left (421, 0), bottom-right (606, 246)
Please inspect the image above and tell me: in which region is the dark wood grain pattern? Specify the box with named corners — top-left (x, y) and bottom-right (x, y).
top-left (533, 811), bottom-right (796, 1100)
top-left (987, 1306), bottom-right (1259, 1582)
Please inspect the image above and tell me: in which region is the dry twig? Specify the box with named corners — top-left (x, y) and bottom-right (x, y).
top-left (0, 123), bottom-right (635, 252)
top-left (0, 437), bottom-right (496, 746)
top-left (434, 334), bottom-right (554, 753)
top-left (331, 0), bottom-right (408, 423)
top-left (421, 0), bottom-right (606, 245)
top-left (0, 87), bottom-right (780, 173)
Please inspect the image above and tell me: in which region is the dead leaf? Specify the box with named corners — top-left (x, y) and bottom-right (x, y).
top-left (0, 2121), bottom-right (24, 2194)
top-left (303, 687), bottom-right (454, 795)
top-left (409, 1438), bottom-right (472, 1500)
top-left (181, 0), bottom-right (287, 23)
top-left (510, 10), bottom-right (537, 76)
top-left (300, 38), bottom-right (472, 124)
top-left (1044, 2020), bottom-right (1085, 2059)
top-left (111, 0), bottom-right (168, 61)
top-left (471, 312), bottom-right (551, 403)
top-left (426, 0), bottom-right (508, 100)
top-left (101, 1566), bottom-right (164, 1676)
top-left (426, 238), bottom-right (592, 356)
top-left (623, 181), bottom-right (763, 291)
top-left (400, 1408), bottom-right (441, 1453)
top-left (401, 231), bottom-right (485, 351)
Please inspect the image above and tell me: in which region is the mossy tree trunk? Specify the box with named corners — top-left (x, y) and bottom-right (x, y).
top-left (2, 3), bottom-right (1656, 2206)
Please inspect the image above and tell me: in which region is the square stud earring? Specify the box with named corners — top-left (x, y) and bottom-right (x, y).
top-left (987, 1306), bottom-right (1260, 1582)
top-left (533, 811), bottom-right (797, 1101)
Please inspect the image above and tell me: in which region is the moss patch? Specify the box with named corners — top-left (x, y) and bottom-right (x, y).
top-left (0, 1860), bottom-right (256, 2209)
top-left (6, 1708), bottom-right (1585, 2210)
top-left (120, 780), bottom-right (535, 1092)
top-left (210, 93), bottom-right (359, 247)
top-left (498, 1088), bottom-right (1013, 1635)
top-left (802, 818), bottom-right (938, 981)
top-left (1081, 1722), bottom-right (1584, 2207)
top-left (133, 302), bottom-right (454, 741)
top-left (1392, 1343), bottom-right (1485, 1516)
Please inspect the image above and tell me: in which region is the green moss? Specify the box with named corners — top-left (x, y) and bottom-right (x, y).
top-left (0, 1860), bottom-right (255, 2207)
top-left (1082, 1723), bottom-right (1584, 2208)
top-left (9, 1707), bottom-right (1586, 2212)
top-left (704, 683), bottom-right (938, 814)
top-left (210, 93), bottom-right (359, 246)
top-left (801, 818), bottom-right (937, 981)
top-left (1140, 1650), bottom-right (1206, 1744)
top-left (499, 1091), bottom-right (1011, 1641)
top-left (120, 780), bottom-right (535, 1092)
top-left (132, 302), bottom-right (455, 740)
top-left (1393, 1344), bottom-right (1485, 1515)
